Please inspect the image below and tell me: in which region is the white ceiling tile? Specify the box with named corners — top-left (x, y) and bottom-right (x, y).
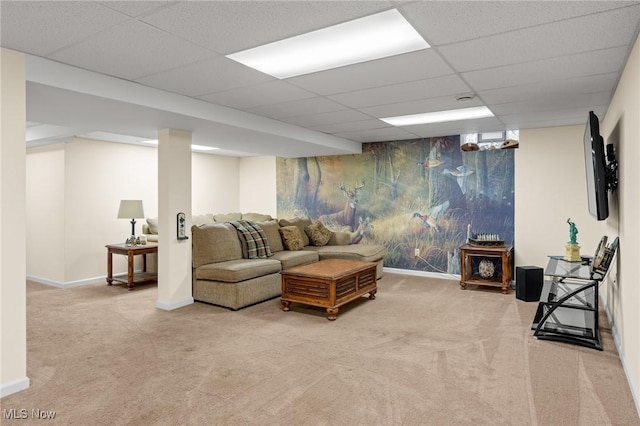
top-left (401, 1), bottom-right (635, 45)
top-left (479, 73), bottom-right (618, 105)
top-left (491, 91), bottom-right (612, 116)
top-left (400, 117), bottom-right (504, 138)
top-left (136, 56), bottom-right (274, 97)
top-left (463, 46), bottom-right (629, 91)
top-left (360, 95), bottom-right (484, 118)
top-left (247, 97), bottom-right (348, 120)
top-left (0, 2), bottom-right (130, 56)
top-left (328, 75), bottom-right (472, 109)
top-left (335, 126), bottom-right (418, 142)
top-left (98, 1), bottom-right (174, 18)
top-left (288, 49), bottom-right (454, 95)
top-left (310, 119), bottom-right (391, 134)
top-left (280, 109), bottom-right (373, 128)
top-left (199, 81), bottom-right (316, 110)
top-left (50, 20), bottom-right (213, 80)
top-left (141, 1), bottom-right (393, 54)
top-left (438, 5), bottom-right (640, 72)
top-left (500, 108), bottom-right (608, 130)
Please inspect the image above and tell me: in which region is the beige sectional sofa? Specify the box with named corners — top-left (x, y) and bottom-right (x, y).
top-left (144, 212), bottom-right (386, 310)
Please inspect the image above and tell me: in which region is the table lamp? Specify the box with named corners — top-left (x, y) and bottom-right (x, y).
top-left (117, 200), bottom-right (145, 237)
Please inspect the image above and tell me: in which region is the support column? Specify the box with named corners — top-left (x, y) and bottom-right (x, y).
top-left (156, 129), bottom-right (193, 310)
top-left (0, 48), bottom-right (29, 397)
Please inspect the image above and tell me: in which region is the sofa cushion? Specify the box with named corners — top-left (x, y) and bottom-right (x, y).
top-left (257, 220), bottom-right (284, 252)
top-left (279, 217), bottom-right (312, 246)
top-left (146, 217), bottom-right (159, 235)
top-left (192, 214), bottom-right (215, 226)
top-left (242, 212), bottom-right (273, 222)
top-left (328, 231), bottom-right (350, 246)
top-left (270, 250), bottom-right (319, 270)
top-left (195, 259), bottom-right (281, 283)
top-left (229, 220), bottom-right (273, 259)
top-left (305, 220), bottom-right (332, 246)
top-left (191, 223), bottom-right (243, 268)
top-left (279, 226), bottom-right (305, 251)
top-left (214, 212), bottom-right (242, 222)
top-left (305, 244), bottom-right (387, 263)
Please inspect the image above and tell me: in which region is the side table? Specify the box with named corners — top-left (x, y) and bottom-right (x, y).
top-left (460, 244), bottom-right (514, 294)
top-left (106, 242), bottom-right (158, 291)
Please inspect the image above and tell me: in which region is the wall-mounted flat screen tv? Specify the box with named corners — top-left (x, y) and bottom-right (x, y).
top-left (584, 111), bottom-right (608, 221)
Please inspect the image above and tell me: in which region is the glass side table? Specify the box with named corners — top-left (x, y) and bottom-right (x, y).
top-left (531, 256), bottom-right (601, 350)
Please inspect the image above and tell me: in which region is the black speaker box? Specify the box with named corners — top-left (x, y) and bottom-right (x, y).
top-left (516, 266), bottom-right (543, 302)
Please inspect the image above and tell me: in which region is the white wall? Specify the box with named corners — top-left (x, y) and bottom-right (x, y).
top-left (25, 138), bottom-right (243, 286)
top-left (192, 152), bottom-right (239, 214)
top-left (239, 156), bottom-right (277, 217)
top-left (601, 33), bottom-right (640, 409)
top-left (1, 47), bottom-right (29, 397)
top-left (64, 138), bottom-right (158, 283)
top-left (26, 144), bottom-right (65, 282)
top-left (515, 125), bottom-right (608, 268)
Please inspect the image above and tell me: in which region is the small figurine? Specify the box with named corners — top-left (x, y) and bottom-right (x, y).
top-left (567, 218), bottom-right (578, 244)
top-left (564, 218), bottom-right (581, 261)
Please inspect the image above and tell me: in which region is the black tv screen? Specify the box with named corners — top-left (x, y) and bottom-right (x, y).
top-left (584, 111), bottom-right (608, 220)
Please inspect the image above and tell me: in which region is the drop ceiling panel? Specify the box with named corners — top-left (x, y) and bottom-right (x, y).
top-left (402, 1), bottom-right (634, 46)
top-left (136, 56), bottom-right (274, 97)
top-left (247, 97), bottom-right (348, 120)
top-left (335, 126), bottom-right (418, 143)
top-left (198, 81), bottom-right (316, 110)
top-left (50, 20), bottom-right (213, 80)
top-left (141, 1), bottom-right (393, 54)
top-left (361, 96), bottom-right (484, 119)
top-left (280, 109), bottom-right (373, 128)
top-left (399, 117), bottom-right (504, 139)
top-left (462, 46), bottom-right (629, 91)
top-left (479, 73), bottom-right (618, 105)
top-left (328, 75), bottom-right (472, 109)
top-left (288, 49), bottom-right (454, 95)
top-left (310, 119), bottom-right (390, 135)
top-left (0, 2), bottom-right (129, 57)
top-left (490, 91), bottom-right (612, 115)
top-left (438, 6), bottom-right (640, 72)
top-left (98, 1), bottom-right (174, 18)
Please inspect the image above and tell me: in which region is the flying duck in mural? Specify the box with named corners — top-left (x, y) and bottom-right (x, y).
top-left (412, 200), bottom-right (450, 232)
top-left (442, 166), bottom-right (475, 194)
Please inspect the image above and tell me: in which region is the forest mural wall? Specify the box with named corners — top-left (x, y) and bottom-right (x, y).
top-left (276, 136), bottom-right (514, 274)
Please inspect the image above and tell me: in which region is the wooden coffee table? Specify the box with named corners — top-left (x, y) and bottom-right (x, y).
top-left (280, 259), bottom-right (377, 320)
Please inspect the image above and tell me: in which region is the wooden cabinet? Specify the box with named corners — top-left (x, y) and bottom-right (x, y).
top-left (460, 244), bottom-right (513, 294)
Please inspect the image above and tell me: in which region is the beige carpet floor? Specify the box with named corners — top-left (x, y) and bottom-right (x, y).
top-left (1, 274), bottom-right (638, 425)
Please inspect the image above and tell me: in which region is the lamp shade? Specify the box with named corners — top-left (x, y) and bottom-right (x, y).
top-left (117, 200), bottom-right (145, 219)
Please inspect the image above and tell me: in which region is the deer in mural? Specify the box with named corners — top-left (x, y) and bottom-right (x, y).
top-left (348, 217), bottom-right (374, 244)
top-left (319, 181), bottom-right (365, 231)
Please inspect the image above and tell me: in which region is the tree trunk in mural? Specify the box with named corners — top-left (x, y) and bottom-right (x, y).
top-left (294, 158), bottom-right (311, 210)
top-left (312, 157), bottom-right (322, 209)
top-left (475, 150), bottom-right (489, 197)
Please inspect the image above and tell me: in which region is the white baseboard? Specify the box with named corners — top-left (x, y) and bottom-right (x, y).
top-left (27, 272), bottom-right (141, 288)
top-left (156, 297), bottom-right (194, 311)
top-left (1, 377), bottom-right (30, 398)
top-left (383, 267), bottom-right (460, 281)
top-left (602, 297), bottom-right (640, 418)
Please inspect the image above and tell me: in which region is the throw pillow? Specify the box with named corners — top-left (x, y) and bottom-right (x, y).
top-left (278, 217), bottom-right (312, 246)
top-left (305, 220), bottom-right (332, 246)
top-left (146, 217), bottom-right (159, 235)
top-left (279, 226), bottom-right (305, 251)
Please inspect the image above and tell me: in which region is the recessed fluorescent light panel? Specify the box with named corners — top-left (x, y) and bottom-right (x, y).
top-left (226, 9), bottom-right (430, 79)
top-left (381, 106), bottom-right (494, 126)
